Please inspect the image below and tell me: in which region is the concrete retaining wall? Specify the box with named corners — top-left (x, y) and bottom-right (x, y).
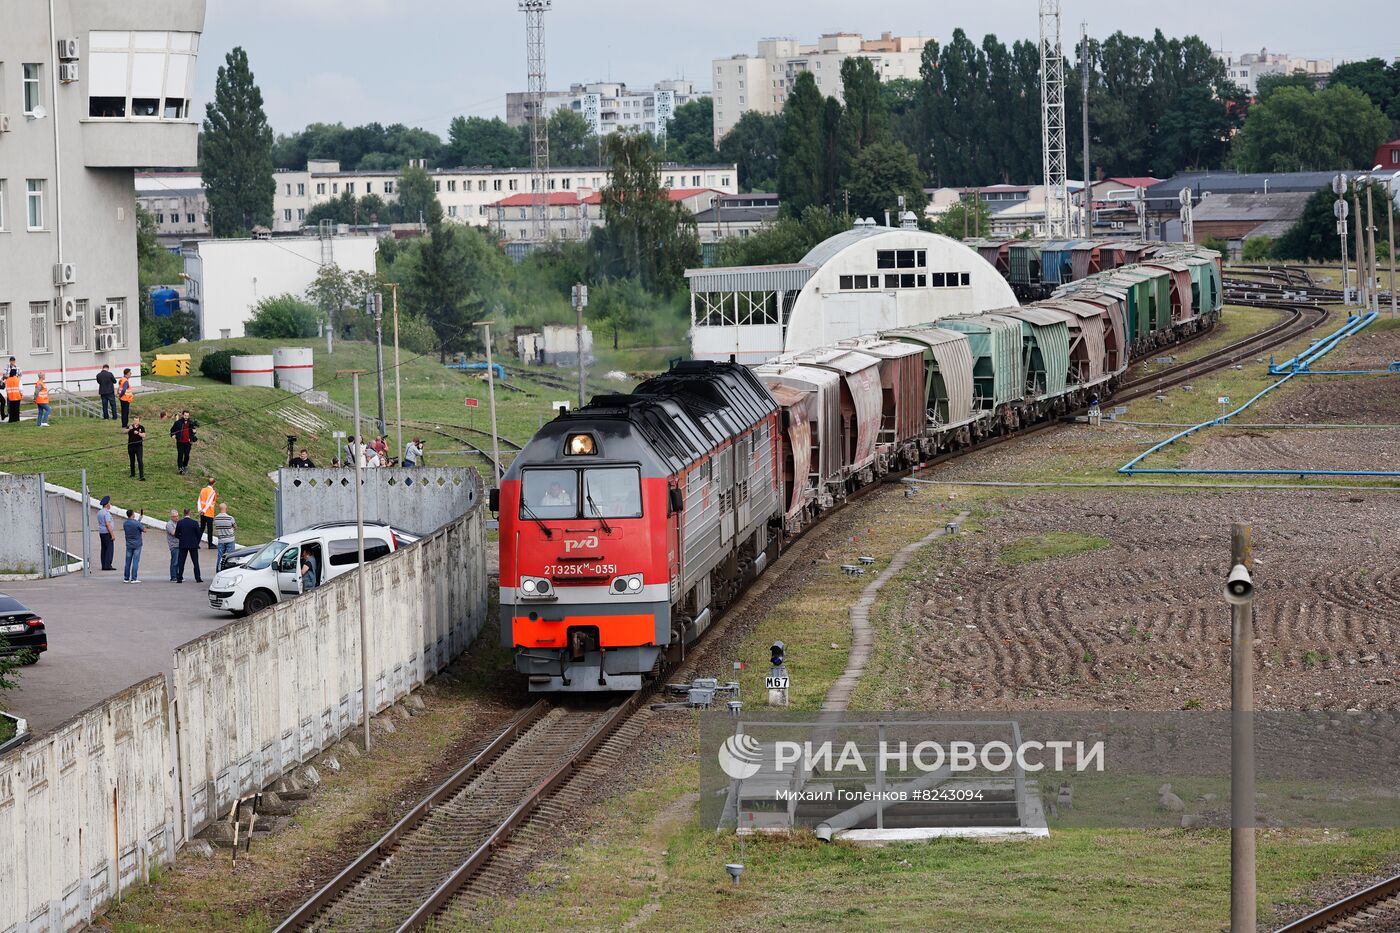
top-left (0, 474), bottom-right (45, 573)
top-left (0, 676), bottom-right (177, 933)
top-left (275, 467), bottom-right (478, 537)
top-left (174, 493), bottom-right (486, 834)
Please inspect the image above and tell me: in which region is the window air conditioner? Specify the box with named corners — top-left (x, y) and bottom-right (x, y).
top-left (53, 262), bottom-right (77, 285)
top-left (95, 303), bottom-right (120, 327)
top-left (57, 38), bottom-right (80, 60)
top-left (60, 298), bottom-right (77, 323)
top-left (58, 63), bottom-right (79, 84)
top-left (95, 332), bottom-right (115, 352)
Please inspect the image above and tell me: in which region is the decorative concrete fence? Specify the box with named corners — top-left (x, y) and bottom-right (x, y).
top-left (0, 676), bottom-right (177, 933)
top-left (0, 474), bottom-right (46, 575)
top-left (275, 467), bottom-right (478, 538)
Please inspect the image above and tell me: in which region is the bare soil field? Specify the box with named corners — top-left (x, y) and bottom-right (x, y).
top-left (869, 488), bottom-right (1400, 712)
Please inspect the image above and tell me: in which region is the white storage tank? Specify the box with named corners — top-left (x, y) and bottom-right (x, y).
top-left (274, 346), bottom-right (315, 393)
top-left (229, 354), bottom-right (275, 388)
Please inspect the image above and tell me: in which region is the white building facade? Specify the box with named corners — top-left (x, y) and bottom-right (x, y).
top-left (506, 79), bottom-right (702, 140)
top-left (1214, 48), bottom-right (1333, 96)
top-left (1, 0), bottom-right (205, 392)
top-left (686, 224), bottom-right (1018, 364)
top-left (712, 32), bottom-right (933, 144)
top-left (182, 234), bottom-right (378, 340)
top-left (136, 170), bottom-right (207, 244)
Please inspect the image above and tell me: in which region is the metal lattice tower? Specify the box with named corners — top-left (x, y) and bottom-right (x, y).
top-left (520, 0), bottom-right (551, 242)
top-left (1039, 0), bottom-right (1070, 238)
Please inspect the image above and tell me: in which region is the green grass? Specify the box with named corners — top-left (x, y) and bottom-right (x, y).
top-left (999, 531), bottom-right (1111, 566)
top-left (0, 716), bottom-right (15, 743)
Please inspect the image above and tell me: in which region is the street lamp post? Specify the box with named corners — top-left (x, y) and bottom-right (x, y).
top-left (1367, 166), bottom-right (1382, 314)
top-left (475, 320), bottom-right (504, 486)
top-left (351, 371), bottom-right (371, 752)
top-left (1389, 176), bottom-right (1398, 320)
top-left (1353, 179), bottom-right (1368, 309)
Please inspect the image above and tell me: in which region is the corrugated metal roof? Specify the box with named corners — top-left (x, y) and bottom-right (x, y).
top-left (798, 224), bottom-right (892, 267)
top-left (1189, 191), bottom-right (1312, 223)
top-left (685, 263), bottom-right (816, 293)
top-left (1008, 306), bottom-right (1073, 327)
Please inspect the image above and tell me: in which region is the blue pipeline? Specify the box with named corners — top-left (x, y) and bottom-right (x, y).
top-left (446, 361), bottom-right (506, 380)
top-left (1119, 313), bottom-right (1400, 478)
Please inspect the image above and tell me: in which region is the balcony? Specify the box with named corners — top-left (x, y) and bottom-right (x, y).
top-left (80, 120), bottom-right (198, 169)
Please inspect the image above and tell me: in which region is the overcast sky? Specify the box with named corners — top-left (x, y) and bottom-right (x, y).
top-left (198, 0), bottom-right (1395, 137)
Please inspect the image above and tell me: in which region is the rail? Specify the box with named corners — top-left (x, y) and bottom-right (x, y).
top-left (1274, 872), bottom-right (1400, 932)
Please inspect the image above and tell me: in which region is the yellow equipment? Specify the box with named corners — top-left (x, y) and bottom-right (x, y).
top-left (152, 354), bottom-right (191, 377)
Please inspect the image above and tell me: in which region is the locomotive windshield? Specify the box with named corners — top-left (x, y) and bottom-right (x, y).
top-left (521, 467), bottom-right (642, 520)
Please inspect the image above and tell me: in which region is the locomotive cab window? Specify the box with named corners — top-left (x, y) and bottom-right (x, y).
top-left (584, 467), bottom-right (642, 518)
top-left (522, 469), bottom-right (578, 519)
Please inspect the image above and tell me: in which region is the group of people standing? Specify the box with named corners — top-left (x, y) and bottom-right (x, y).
top-left (95, 477), bottom-right (235, 584)
top-left (4, 357), bottom-right (52, 426)
top-left (336, 434), bottom-right (426, 469)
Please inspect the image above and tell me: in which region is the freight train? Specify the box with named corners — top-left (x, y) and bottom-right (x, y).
top-left (493, 240), bottom-right (1223, 692)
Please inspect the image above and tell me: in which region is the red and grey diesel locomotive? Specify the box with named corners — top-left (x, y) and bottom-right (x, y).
top-left (495, 243), bottom-right (1223, 692)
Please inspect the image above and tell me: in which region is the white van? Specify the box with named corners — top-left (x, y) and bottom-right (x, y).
top-left (208, 522), bottom-right (411, 616)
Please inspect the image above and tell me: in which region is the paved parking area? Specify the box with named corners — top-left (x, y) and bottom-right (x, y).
top-left (3, 552), bottom-right (232, 734)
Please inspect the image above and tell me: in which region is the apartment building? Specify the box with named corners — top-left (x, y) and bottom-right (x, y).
top-left (506, 79), bottom-right (702, 139)
top-left (1, 0), bottom-right (206, 392)
top-left (487, 187), bottom-right (723, 243)
top-left (712, 32), bottom-right (933, 144)
top-left (1214, 48), bottom-right (1333, 96)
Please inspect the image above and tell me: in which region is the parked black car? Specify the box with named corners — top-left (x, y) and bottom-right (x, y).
top-left (0, 594), bottom-right (46, 663)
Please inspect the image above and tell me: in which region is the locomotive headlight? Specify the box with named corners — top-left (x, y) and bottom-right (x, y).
top-left (519, 576), bottom-right (553, 598)
top-left (611, 573), bottom-right (643, 595)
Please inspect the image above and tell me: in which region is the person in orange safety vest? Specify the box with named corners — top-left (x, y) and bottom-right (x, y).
top-left (117, 368), bottom-right (134, 428)
top-left (32, 372), bottom-right (51, 427)
top-left (3, 371), bottom-right (20, 424)
top-left (197, 478), bottom-right (218, 549)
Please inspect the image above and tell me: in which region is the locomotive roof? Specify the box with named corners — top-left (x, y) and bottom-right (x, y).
top-left (512, 361), bottom-right (778, 476)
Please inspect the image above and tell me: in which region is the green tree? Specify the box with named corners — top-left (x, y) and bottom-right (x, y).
top-left (777, 72), bottom-right (828, 214)
top-left (395, 164), bottom-right (437, 226)
top-left (1273, 182), bottom-right (1394, 261)
top-left (1232, 84), bottom-right (1390, 172)
top-left (1241, 235), bottom-right (1275, 262)
top-left (305, 264), bottom-right (381, 340)
top-left (403, 202), bottom-right (506, 359)
top-left (846, 141), bottom-right (927, 220)
top-left (444, 116), bottom-right (527, 167)
top-left (589, 277), bottom-right (648, 350)
top-left (718, 112), bottom-right (783, 192)
top-left (930, 195), bottom-right (993, 240)
top-left (591, 132), bottom-right (699, 292)
top-left (0, 635), bottom-right (33, 693)
top-left (1255, 72), bottom-right (1316, 102)
top-left (305, 190), bottom-right (357, 226)
top-left (548, 108), bottom-right (600, 167)
top-left (245, 294), bottom-right (322, 338)
top-left (665, 97), bottom-right (720, 163)
top-left (1329, 58), bottom-right (1400, 134)
top-left (715, 206), bottom-right (852, 266)
top-left (200, 47), bottom-right (275, 236)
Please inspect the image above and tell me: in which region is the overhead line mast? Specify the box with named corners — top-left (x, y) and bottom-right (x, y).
top-left (520, 0), bottom-right (552, 243)
top-left (1039, 0), bottom-right (1071, 238)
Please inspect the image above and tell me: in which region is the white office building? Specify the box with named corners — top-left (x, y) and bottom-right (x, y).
top-left (182, 234), bottom-right (379, 340)
top-left (712, 32), bottom-right (933, 144)
top-left (1, 0), bottom-right (206, 392)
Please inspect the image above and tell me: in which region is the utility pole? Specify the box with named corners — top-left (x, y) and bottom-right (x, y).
top-left (351, 371), bottom-right (372, 753)
top-left (1353, 179), bottom-right (1368, 309)
top-left (1080, 23), bottom-right (1091, 238)
top-left (368, 291), bottom-right (387, 437)
top-left (475, 320), bottom-right (504, 485)
top-left (1227, 523), bottom-right (1256, 933)
top-left (1334, 174), bottom-right (1351, 305)
top-left (1389, 178), bottom-right (1398, 320)
top-left (1366, 174), bottom-right (1380, 314)
top-left (389, 283), bottom-right (403, 461)
top-left (572, 283), bottom-right (589, 409)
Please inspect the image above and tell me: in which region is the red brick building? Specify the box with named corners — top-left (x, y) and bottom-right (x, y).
top-left (1376, 139), bottom-right (1400, 170)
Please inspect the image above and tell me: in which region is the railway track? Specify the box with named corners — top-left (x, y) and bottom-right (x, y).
top-left (1114, 304), bottom-right (1328, 404)
top-left (1275, 873), bottom-right (1400, 932)
top-left (275, 695), bottom-right (641, 933)
top-left (276, 294), bottom-right (1334, 932)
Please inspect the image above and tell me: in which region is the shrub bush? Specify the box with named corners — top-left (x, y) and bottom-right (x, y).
top-left (199, 348), bottom-right (244, 383)
top-left (246, 294), bottom-right (322, 339)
